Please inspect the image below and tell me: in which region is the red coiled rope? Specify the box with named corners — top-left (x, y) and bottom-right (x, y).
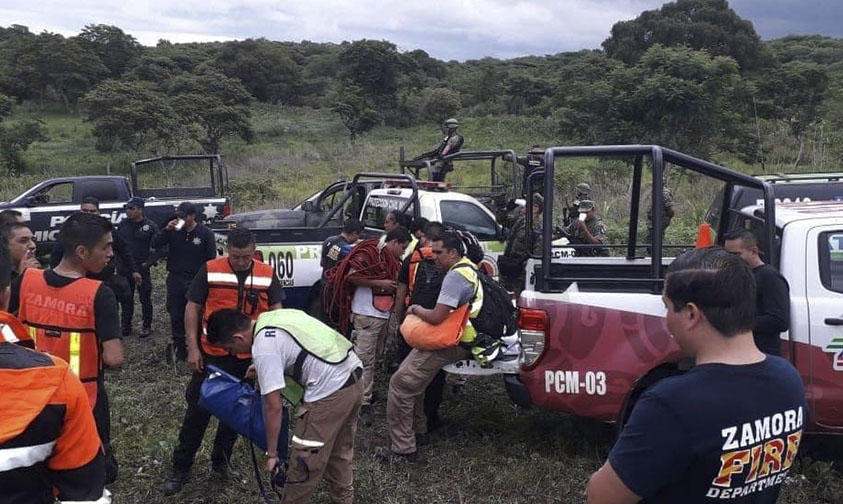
top-left (323, 238), bottom-right (401, 334)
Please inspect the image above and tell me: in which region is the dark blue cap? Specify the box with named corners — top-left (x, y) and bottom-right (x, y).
top-left (126, 197), bottom-right (145, 209)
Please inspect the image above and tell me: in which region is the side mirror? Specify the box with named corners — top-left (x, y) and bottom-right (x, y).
top-left (301, 200), bottom-right (316, 212)
top-left (23, 195), bottom-right (39, 207)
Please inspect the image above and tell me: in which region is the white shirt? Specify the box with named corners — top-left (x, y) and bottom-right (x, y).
top-left (351, 285), bottom-right (391, 319)
top-left (252, 327), bottom-right (362, 403)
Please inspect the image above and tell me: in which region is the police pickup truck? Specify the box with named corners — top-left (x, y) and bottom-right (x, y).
top-left (0, 155), bottom-right (231, 256)
top-left (220, 173), bottom-right (509, 312)
top-left (509, 145), bottom-right (843, 433)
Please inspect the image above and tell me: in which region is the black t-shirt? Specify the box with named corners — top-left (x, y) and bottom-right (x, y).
top-left (398, 252), bottom-right (445, 309)
top-left (9, 270), bottom-right (121, 347)
top-left (752, 264), bottom-right (790, 356)
top-left (609, 356), bottom-right (808, 503)
top-left (151, 223), bottom-right (216, 275)
top-left (321, 234), bottom-right (351, 272)
top-left (187, 262), bottom-right (285, 307)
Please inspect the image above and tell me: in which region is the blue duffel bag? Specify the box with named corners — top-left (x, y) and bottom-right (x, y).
top-left (199, 365), bottom-right (290, 460)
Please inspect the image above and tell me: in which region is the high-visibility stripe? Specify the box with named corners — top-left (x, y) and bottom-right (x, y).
top-left (207, 272), bottom-right (273, 287)
top-left (0, 441), bottom-right (55, 471)
top-left (207, 272), bottom-right (240, 284)
top-left (28, 326), bottom-right (37, 343)
top-left (0, 323), bottom-right (19, 343)
top-left (69, 332), bottom-right (81, 377)
top-left (291, 435), bottom-right (325, 448)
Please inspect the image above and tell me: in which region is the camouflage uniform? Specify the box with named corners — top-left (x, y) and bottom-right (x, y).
top-left (564, 217), bottom-right (609, 257)
top-left (501, 204), bottom-right (543, 292)
top-left (646, 187), bottom-right (675, 245)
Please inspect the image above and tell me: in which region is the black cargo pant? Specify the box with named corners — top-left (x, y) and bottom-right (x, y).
top-left (172, 354), bottom-right (252, 472)
top-left (396, 337), bottom-right (446, 429)
top-left (121, 268), bottom-right (152, 333)
top-left (166, 273), bottom-right (194, 354)
top-left (93, 382), bottom-right (119, 484)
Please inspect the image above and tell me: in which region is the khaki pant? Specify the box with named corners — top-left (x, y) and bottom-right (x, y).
top-left (283, 378), bottom-right (363, 504)
top-left (352, 313), bottom-right (390, 406)
top-left (386, 346), bottom-right (470, 454)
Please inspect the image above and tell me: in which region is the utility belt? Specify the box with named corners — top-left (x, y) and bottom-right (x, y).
top-left (339, 367), bottom-right (363, 391)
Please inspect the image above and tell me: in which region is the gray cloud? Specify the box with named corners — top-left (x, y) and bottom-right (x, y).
top-left (0, 0), bottom-right (838, 60)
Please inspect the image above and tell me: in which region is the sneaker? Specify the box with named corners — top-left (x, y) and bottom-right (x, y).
top-left (140, 326), bottom-right (152, 338)
top-left (162, 470), bottom-right (189, 496)
top-left (359, 405), bottom-right (373, 427)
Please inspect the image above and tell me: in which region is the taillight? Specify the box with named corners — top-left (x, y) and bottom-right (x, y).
top-left (518, 308), bottom-right (548, 367)
top-left (222, 203), bottom-right (231, 218)
top-left (253, 250), bottom-right (264, 262)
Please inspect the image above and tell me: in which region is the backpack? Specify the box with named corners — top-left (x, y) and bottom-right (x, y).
top-left (449, 228), bottom-right (485, 265)
top-left (454, 264), bottom-right (517, 340)
top-left (409, 252), bottom-right (446, 310)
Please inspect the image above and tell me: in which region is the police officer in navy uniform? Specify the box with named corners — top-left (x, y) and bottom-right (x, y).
top-left (152, 202), bottom-right (216, 362)
top-left (118, 197), bottom-right (164, 338)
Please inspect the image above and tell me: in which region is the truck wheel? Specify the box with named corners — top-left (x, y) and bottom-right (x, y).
top-left (307, 292), bottom-right (324, 320)
top-left (504, 374), bottom-right (532, 409)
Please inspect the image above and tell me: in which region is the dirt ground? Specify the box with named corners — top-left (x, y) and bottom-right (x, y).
top-left (104, 272), bottom-right (843, 504)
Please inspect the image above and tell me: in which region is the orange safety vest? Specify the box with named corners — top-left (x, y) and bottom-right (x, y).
top-left (18, 268), bottom-right (101, 408)
top-left (0, 310), bottom-right (31, 347)
top-left (201, 257), bottom-right (274, 358)
top-left (405, 246), bottom-right (434, 307)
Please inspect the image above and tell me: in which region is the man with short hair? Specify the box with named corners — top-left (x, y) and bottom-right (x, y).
top-left (0, 238), bottom-right (111, 504)
top-left (1, 222), bottom-right (39, 281)
top-left (321, 218), bottom-right (363, 280)
top-left (51, 197), bottom-right (141, 336)
top-left (152, 201), bottom-right (217, 361)
top-left (724, 229), bottom-right (790, 356)
top-left (0, 209), bottom-right (24, 227)
top-left (563, 200), bottom-right (608, 257)
top-left (163, 228), bottom-right (284, 495)
top-left (13, 212), bottom-right (125, 484)
top-left (386, 231), bottom-right (483, 461)
top-left (206, 308), bottom-right (363, 504)
top-left (117, 197), bottom-right (161, 338)
top-left (586, 248), bottom-right (807, 503)
top-left (350, 227), bottom-right (411, 426)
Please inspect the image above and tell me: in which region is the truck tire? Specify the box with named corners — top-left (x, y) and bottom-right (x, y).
top-left (307, 291), bottom-right (324, 320)
top-left (504, 373), bottom-right (532, 409)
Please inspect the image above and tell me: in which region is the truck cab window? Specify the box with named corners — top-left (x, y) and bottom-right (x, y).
top-left (819, 232), bottom-right (843, 294)
top-left (77, 179), bottom-right (120, 202)
top-left (362, 196), bottom-right (411, 230)
top-left (440, 200), bottom-right (498, 240)
top-left (33, 182), bottom-right (73, 205)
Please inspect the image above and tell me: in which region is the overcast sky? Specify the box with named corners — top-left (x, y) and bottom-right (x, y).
top-left (0, 0), bottom-right (839, 61)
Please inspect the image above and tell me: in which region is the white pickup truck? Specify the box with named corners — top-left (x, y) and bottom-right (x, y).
top-left (510, 145), bottom-right (843, 434)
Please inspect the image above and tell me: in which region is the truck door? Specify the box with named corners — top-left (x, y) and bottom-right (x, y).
top-left (805, 226), bottom-right (843, 429)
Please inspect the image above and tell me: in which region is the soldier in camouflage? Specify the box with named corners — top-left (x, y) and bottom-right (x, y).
top-left (414, 118), bottom-right (464, 182)
top-left (500, 194), bottom-right (544, 292)
top-left (646, 186), bottom-right (676, 248)
top-left (563, 200), bottom-right (608, 257)
top-left (564, 182), bottom-right (592, 227)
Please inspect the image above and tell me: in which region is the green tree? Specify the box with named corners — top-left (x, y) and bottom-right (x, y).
top-left (338, 40), bottom-right (402, 112)
top-left (419, 87), bottom-right (461, 122)
top-left (213, 39), bottom-right (302, 104)
top-left (602, 0), bottom-right (772, 71)
top-left (76, 24), bottom-right (142, 78)
top-left (0, 93), bottom-right (47, 174)
top-left (169, 70), bottom-right (254, 154)
top-left (331, 85), bottom-right (380, 141)
top-left (756, 61), bottom-right (829, 166)
top-left (81, 80), bottom-right (182, 154)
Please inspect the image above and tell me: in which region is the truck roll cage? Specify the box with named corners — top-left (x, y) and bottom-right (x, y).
top-left (317, 172), bottom-right (420, 228)
top-left (528, 145), bottom-right (776, 293)
top-left (131, 154), bottom-right (229, 198)
top-left (399, 148), bottom-right (522, 201)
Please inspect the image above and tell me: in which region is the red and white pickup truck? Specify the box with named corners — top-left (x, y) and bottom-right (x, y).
top-left (505, 145), bottom-right (843, 433)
